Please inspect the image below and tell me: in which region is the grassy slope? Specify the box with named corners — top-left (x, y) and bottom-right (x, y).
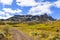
top-left (0, 20), bottom-right (60, 40)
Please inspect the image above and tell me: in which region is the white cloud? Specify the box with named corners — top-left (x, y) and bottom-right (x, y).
top-left (0, 8), bottom-right (22, 19)
top-left (0, 0), bottom-right (13, 5)
top-left (28, 2), bottom-right (52, 15)
top-left (3, 8), bottom-right (22, 13)
top-left (16, 0), bottom-right (38, 6)
top-left (27, 0), bottom-right (60, 15)
top-left (0, 15), bottom-right (12, 19)
top-left (54, 0), bottom-right (60, 8)
top-left (16, 0), bottom-right (60, 15)
top-left (0, 0), bottom-right (60, 19)
top-left (0, 11), bottom-right (12, 19)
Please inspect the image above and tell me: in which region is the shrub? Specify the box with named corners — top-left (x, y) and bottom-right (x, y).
top-left (27, 22), bottom-right (36, 25)
top-left (0, 21), bottom-right (5, 25)
top-left (41, 33), bottom-right (49, 38)
top-left (56, 30), bottom-right (59, 32)
top-left (32, 32), bottom-right (40, 36)
top-left (7, 22), bottom-right (19, 25)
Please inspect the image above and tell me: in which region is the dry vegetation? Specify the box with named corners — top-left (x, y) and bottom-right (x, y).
top-left (0, 20), bottom-right (60, 40)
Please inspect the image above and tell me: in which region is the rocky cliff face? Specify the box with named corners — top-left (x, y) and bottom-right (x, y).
top-left (4, 14), bottom-right (55, 23)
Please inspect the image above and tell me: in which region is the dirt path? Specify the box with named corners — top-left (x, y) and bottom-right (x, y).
top-left (9, 28), bottom-right (33, 40)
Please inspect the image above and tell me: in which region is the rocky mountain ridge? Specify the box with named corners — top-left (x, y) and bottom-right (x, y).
top-left (0, 14), bottom-right (56, 23)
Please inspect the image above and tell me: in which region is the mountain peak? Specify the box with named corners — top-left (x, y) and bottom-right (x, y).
top-left (4, 14), bottom-right (55, 23)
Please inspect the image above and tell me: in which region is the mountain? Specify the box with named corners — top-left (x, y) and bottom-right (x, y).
top-left (4, 14), bottom-right (55, 23)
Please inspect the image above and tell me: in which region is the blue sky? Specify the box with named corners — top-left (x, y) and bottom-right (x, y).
top-left (0, 0), bottom-right (60, 19)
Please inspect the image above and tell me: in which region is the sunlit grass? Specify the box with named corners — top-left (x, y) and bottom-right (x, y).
top-left (0, 20), bottom-right (60, 40)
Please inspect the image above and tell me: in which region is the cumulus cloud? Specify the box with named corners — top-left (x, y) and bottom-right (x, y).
top-left (0, 11), bottom-right (12, 19)
top-left (0, 0), bottom-right (60, 19)
top-left (28, 2), bottom-right (53, 15)
top-left (16, 0), bottom-right (60, 15)
top-left (54, 0), bottom-right (60, 8)
top-left (16, 0), bottom-right (38, 6)
top-left (0, 8), bottom-right (22, 19)
top-left (0, 0), bottom-right (13, 5)
top-left (16, 0), bottom-right (53, 15)
top-left (27, 0), bottom-right (60, 15)
top-left (3, 8), bottom-right (22, 13)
